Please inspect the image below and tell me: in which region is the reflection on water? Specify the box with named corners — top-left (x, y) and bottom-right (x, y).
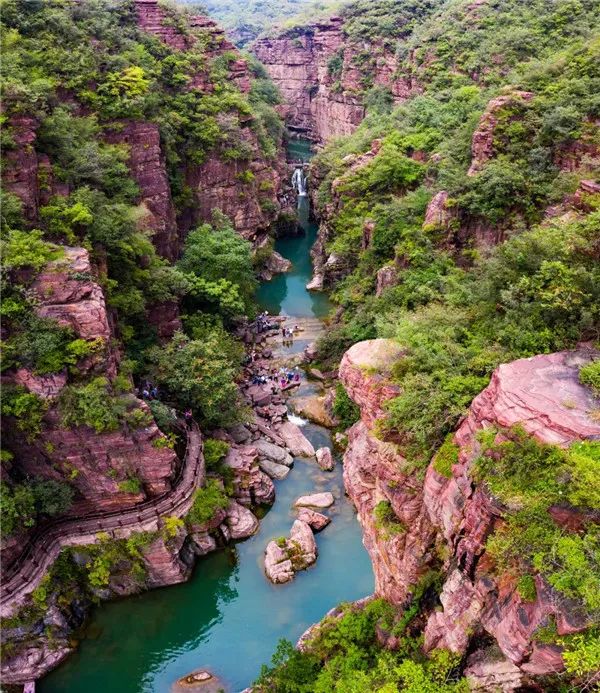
top-left (255, 195), bottom-right (331, 319)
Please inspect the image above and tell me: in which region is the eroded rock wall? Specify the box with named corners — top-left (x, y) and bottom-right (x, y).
top-left (252, 18), bottom-right (419, 145)
top-left (422, 350), bottom-right (599, 675)
top-left (339, 340), bottom-right (600, 681)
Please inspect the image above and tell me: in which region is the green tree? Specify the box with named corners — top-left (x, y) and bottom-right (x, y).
top-left (147, 329), bottom-right (245, 427)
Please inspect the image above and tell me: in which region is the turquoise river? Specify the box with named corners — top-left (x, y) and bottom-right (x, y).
top-left (39, 139), bottom-right (374, 693)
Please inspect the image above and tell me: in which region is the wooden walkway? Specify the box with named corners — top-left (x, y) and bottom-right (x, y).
top-left (0, 423), bottom-right (204, 618)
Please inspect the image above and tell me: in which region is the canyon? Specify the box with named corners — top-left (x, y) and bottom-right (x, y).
top-left (2, 0), bottom-right (599, 690)
top-left (252, 16), bottom-right (420, 144)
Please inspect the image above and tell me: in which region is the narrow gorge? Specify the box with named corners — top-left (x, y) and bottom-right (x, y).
top-left (1, 1), bottom-right (599, 692)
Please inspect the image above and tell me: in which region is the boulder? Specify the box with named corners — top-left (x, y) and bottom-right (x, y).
top-left (264, 541), bottom-right (294, 583)
top-left (258, 459), bottom-right (291, 480)
top-left (298, 508), bottom-right (331, 531)
top-left (225, 501), bottom-right (259, 539)
top-left (276, 420), bottom-right (316, 457)
top-left (294, 492), bottom-right (335, 509)
top-left (264, 520), bottom-right (318, 584)
top-left (292, 395), bottom-right (336, 428)
top-left (258, 250), bottom-right (292, 281)
top-left (253, 439), bottom-right (293, 466)
top-left (288, 520), bottom-right (317, 569)
top-left (315, 447), bottom-right (335, 471)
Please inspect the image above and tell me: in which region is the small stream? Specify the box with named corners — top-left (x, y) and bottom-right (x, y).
top-left (39, 139), bottom-right (374, 693)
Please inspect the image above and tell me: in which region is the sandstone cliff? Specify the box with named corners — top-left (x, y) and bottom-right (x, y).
top-left (133, 0), bottom-right (285, 245)
top-left (252, 17), bottom-right (419, 144)
top-left (2, 247), bottom-right (178, 519)
top-left (340, 339), bottom-right (600, 687)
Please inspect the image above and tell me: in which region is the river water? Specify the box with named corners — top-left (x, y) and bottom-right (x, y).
top-left (40, 140), bottom-right (373, 693)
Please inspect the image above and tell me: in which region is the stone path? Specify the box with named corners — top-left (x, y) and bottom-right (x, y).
top-left (0, 423), bottom-right (204, 619)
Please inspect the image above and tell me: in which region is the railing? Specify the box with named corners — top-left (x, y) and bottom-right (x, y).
top-left (0, 422), bottom-right (203, 615)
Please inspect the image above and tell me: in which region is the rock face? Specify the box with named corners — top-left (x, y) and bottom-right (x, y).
top-left (32, 247), bottom-right (115, 373)
top-left (142, 529), bottom-right (191, 587)
top-left (2, 115), bottom-right (67, 223)
top-left (346, 419), bottom-right (438, 604)
top-left (2, 248), bottom-right (177, 514)
top-left (105, 121), bottom-right (178, 261)
top-left (0, 642), bottom-right (73, 686)
top-left (252, 17), bottom-right (421, 144)
top-left (339, 339), bottom-right (404, 429)
top-left (132, 0), bottom-right (284, 244)
top-left (422, 349), bottom-right (599, 673)
top-left (339, 339), bottom-right (600, 680)
top-left (423, 190), bottom-right (454, 230)
top-left (468, 91), bottom-right (534, 176)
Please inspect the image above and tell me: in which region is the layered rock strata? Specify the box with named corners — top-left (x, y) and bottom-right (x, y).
top-left (422, 349), bottom-right (600, 676)
top-left (252, 17), bottom-right (420, 144)
top-left (339, 339), bottom-right (600, 681)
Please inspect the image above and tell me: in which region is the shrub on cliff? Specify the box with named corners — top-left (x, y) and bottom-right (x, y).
top-left (187, 479), bottom-right (229, 526)
top-left (376, 212), bottom-right (600, 464)
top-left (178, 215), bottom-right (257, 316)
top-left (475, 427), bottom-right (600, 614)
top-left (0, 478), bottom-right (73, 537)
top-left (255, 598), bottom-right (468, 692)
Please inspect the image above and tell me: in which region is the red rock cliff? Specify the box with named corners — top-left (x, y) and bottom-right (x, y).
top-left (340, 342), bottom-right (600, 686)
top-left (340, 339), bottom-right (437, 605)
top-left (133, 0), bottom-right (285, 244)
top-left (252, 18), bottom-right (419, 144)
top-left (423, 350), bottom-right (599, 678)
top-left (2, 248), bottom-right (178, 517)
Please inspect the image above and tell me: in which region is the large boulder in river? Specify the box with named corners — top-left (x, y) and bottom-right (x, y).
top-left (298, 508), bottom-right (331, 531)
top-left (224, 501), bottom-right (259, 540)
top-left (264, 541), bottom-right (294, 583)
top-left (316, 447), bottom-right (334, 471)
top-left (294, 492), bottom-right (335, 509)
top-left (258, 459), bottom-right (290, 480)
top-left (264, 520), bottom-right (318, 583)
top-left (275, 420), bottom-right (316, 457)
top-left (254, 439), bottom-right (293, 466)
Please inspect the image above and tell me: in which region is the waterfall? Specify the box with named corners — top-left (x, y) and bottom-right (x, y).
top-left (291, 166), bottom-right (307, 196)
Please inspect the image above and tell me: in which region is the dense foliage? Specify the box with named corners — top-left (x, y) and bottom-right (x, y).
top-left (255, 597), bottom-right (468, 693)
top-left (474, 427), bottom-right (600, 615)
top-left (311, 0), bottom-right (600, 467)
top-left (0, 0), bottom-right (279, 538)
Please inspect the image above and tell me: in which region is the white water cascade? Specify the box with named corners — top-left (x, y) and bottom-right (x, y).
top-left (291, 166), bottom-right (307, 196)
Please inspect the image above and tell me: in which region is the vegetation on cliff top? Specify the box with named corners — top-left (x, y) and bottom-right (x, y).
top-left (312, 0), bottom-right (600, 467)
top-left (255, 596), bottom-right (468, 693)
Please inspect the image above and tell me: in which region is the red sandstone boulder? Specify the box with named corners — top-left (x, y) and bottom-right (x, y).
top-left (297, 508), bottom-right (331, 531)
